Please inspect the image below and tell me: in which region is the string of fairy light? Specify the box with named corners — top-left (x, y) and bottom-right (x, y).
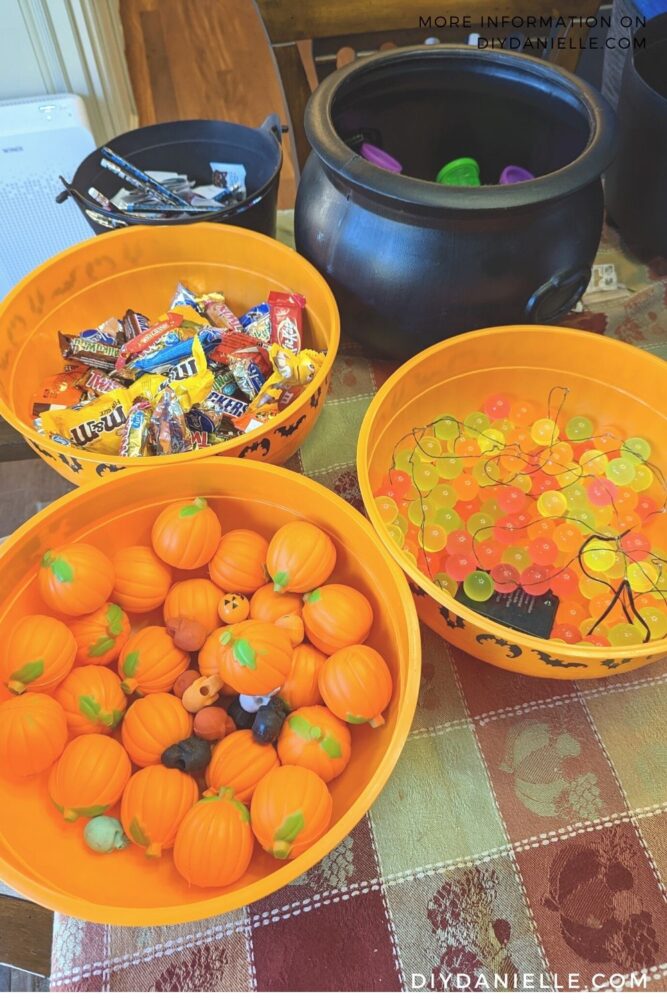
top-left (382, 387), bottom-right (667, 645)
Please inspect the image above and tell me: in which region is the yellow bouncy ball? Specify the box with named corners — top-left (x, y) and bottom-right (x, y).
top-left (531, 418), bottom-right (559, 446)
top-left (580, 449), bottom-right (608, 476)
top-left (537, 490), bottom-right (568, 518)
top-left (416, 435), bottom-right (441, 458)
top-left (478, 428), bottom-right (505, 454)
top-left (419, 523), bottom-right (448, 553)
top-left (627, 561), bottom-right (661, 594)
top-left (433, 572), bottom-right (457, 595)
top-left (434, 415), bottom-right (459, 442)
top-left (608, 622), bottom-right (644, 646)
top-left (436, 456), bottom-right (463, 480)
top-left (581, 539), bottom-right (617, 573)
top-left (413, 462), bottom-right (439, 491)
top-left (431, 483), bottom-right (458, 508)
top-left (630, 464), bottom-right (654, 492)
top-left (375, 496), bottom-right (398, 523)
top-left (640, 606), bottom-right (667, 639)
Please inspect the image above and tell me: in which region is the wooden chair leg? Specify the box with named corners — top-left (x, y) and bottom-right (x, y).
top-left (0, 896), bottom-right (53, 977)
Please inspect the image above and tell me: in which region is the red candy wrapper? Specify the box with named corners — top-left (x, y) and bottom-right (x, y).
top-left (268, 291), bottom-right (306, 352)
top-left (208, 330), bottom-right (261, 366)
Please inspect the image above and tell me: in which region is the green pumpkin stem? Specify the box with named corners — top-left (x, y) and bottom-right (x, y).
top-left (179, 497), bottom-right (207, 518)
top-left (272, 840), bottom-right (292, 860)
top-left (272, 571), bottom-right (289, 592)
top-left (303, 590), bottom-right (321, 604)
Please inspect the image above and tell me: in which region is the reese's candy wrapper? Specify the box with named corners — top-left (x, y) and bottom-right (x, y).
top-left (41, 388), bottom-right (132, 454)
top-left (115, 312), bottom-right (183, 369)
top-left (239, 302), bottom-right (271, 345)
top-left (59, 332), bottom-right (121, 372)
top-left (149, 386), bottom-right (193, 455)
top-left (268, 291), bottom-right (306, 352)
top-left (32, 369), bottom-right (86, 417)
top-left (119, 397), bottom-right (151, 457)
top-left (228, 345), bottom-right (271, 398)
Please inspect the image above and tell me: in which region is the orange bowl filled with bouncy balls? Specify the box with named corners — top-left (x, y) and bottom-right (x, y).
top-left (0, 458), bottom-right (419, 925)
top-left (357, 325), bottom-right (667, 681)
top-left (0, 223), bottom-right (339, 485)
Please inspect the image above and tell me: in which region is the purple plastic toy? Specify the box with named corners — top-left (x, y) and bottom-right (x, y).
top-left (499, 165), bottom-right (535, 184)
top-left (360, 142), bottom-right (403, 173)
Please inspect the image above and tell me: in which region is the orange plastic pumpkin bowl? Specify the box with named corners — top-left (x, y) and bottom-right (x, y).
top-left (0, 223), bottom-right (339, 484)
top-left (357, 326), bottom-right (667, 680)
top-left (0, 458), bottom-right (419, 925)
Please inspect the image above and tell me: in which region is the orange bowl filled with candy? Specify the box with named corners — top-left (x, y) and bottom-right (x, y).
top-left (0, 223), bottom-right (339, 484)
top-left (357, 325), bottom-right (667, 680)
top-left (0, 458), bottom-right (420, 924)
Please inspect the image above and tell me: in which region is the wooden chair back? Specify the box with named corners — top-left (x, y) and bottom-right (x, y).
top-left (255, 0), bottom-right (602, 174)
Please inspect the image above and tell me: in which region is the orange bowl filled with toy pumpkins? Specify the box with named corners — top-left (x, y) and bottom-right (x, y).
top-left (0, 458), bottom-right (420, 925)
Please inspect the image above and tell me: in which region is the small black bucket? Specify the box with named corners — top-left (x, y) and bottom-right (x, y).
top-left (58, 115), bottom-right (284, 238)
top-left (606, 15), bottom-right (667, 259)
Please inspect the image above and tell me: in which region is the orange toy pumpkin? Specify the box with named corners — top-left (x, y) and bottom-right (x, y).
top-left (151, 496), bottom-right (222, 569)
top-left (218, 593), bottom-right (250, 625)
top-left (249, 583), bottom-right (302, 623)
top-left (121, 693), bottom-right (192, 767)
top-left (251, 764), bottom-right (333, 860)
top-left (302, 584), bottom-right (374, 655)
top-left (198, 623), bottom-right (251, 680)
top-left (120, 765), bottom-right (199, 858)
top-left (173, 787), bottom-right (254, 887)
top-left (48, 734), bottom-right (131, 821)
top-left (117, 626), bottom-right (189, 696)
top-left (39, 543), bottom-right (114, 616)
top-left (2, 615), bottom-right (76, 695)
top-left (69, 603), bottom-right (130, 666)
top-left (319, 644), bottom-right (393, 728)
top-left (0, 693), bottom-right (68, 779)
top-left (218, 622), bottom-right (293, 696)
top-left (277, 706), bottom-right (351, 783)
top-left (164, 578), bottom-right (223, 636)
top-left (266, 521), bottom-right (336, 593)
top-left (208, 529), bottom-right (269, 593)
top-left (205, 730), bottom-right (279, 803)
top-left (111, 545), bottom-right (172, 613)
top-left (280, 644), bottom-right (326, 710)
top-left (54, 665), bottom-right (127, 736)
top-left (275, 613), bottom-right (305, 647)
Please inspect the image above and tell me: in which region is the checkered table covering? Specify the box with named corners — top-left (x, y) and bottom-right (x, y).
top-left (49, 220), bottom-right (667, 992)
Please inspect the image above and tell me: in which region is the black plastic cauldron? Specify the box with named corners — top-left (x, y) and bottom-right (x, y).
top-left (295, 46), bottom-right (616, 359)
top-left (59, 116), bottom-right (283, 237)
top-left (606, 14), bottom-right (667, 260)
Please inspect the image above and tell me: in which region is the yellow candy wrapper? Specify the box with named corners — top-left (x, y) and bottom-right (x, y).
top-left (267, 344), bottom-right (324, 386)
top-left (40, 387), bottom-right (132, 454)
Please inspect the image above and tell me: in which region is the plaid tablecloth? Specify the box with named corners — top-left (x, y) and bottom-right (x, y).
top-left (49, 219), bottom-right (667, 992)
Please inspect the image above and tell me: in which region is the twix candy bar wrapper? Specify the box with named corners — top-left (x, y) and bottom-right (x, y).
top-left (40, 388), bottom-right (132, 454)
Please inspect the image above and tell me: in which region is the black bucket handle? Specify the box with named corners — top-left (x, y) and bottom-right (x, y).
top-left (260, 113), bottom-right (288, 144)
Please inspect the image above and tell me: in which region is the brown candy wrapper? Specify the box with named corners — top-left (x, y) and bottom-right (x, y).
top-left (59, 333), bottom-right (122, 372)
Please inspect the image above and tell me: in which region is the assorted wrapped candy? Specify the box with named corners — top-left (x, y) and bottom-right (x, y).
top-left (33, 282), bottom-right (322, 457)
